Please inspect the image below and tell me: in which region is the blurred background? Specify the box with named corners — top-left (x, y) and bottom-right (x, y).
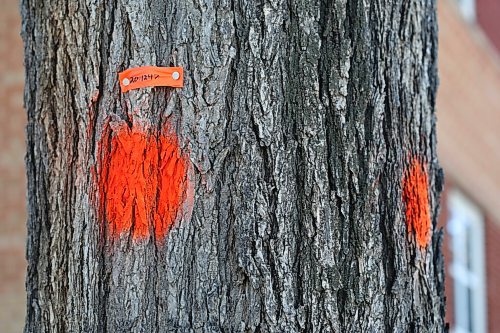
top-left (1, 0), bottom-right (499, 332)
top-left (0, 0), bottom-right (28, 332)
top-left (437, 0), bottom-right (500, 332)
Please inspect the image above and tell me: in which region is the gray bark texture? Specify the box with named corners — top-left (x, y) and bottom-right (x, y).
top-left (22, 0), bottom-right (445, 332)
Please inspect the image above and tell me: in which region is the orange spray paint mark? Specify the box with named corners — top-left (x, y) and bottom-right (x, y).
top-left (402, 158), bottom-right (431, 248)
top-left (97, 122), bottom-right (189, 243)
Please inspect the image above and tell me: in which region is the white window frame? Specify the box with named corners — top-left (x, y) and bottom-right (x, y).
top-left (456, 0), bottom-right (476, 22)
top-left (447, 190), bottom-right (487, 333)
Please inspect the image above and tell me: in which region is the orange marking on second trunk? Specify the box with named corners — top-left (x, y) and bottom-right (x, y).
top-left (402, 158), bottom-right (431, 248)
top-left (97, 123), bottom-right (188, 242)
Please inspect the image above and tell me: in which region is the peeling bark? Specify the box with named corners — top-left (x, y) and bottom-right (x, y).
top-left (22, 0), bottom-right (445, 332)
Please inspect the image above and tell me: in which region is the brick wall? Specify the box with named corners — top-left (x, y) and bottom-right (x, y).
top-left (437, 0), bottom-right (500, 225)
top-left (0, 1), bottom-right (27, 332)
top-left (477, 0), bottom-right (500, 53)
top-left (437, 0), bottom-right (500, 331)
top-left (484, 216), bottom-right (500, 332)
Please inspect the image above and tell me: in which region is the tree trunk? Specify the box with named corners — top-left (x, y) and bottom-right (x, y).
top-left (21, 0), bottom-right (445, 332)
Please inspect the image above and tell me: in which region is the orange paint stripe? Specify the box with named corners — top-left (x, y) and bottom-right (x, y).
top-left (118, 66), bottom-right (184, 93)
top-left (97, 123), bottom-right (189, 243)
top-left (402, 157), bottom-right (431, 248)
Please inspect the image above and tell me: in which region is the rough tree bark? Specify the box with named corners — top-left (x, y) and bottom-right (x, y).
top-left (22, 0), bottom-right (444, 332)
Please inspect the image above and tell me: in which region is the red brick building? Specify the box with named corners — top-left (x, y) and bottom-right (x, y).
top-left (0, 1), bottom-right (28, 332)
top-left (438, 0), bottom-right (500, 332)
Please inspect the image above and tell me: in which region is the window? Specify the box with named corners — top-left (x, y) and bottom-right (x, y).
top-left (447, 190), bottom-right (487, 333)
top-left (456, 0), bottom-right (476, 22)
